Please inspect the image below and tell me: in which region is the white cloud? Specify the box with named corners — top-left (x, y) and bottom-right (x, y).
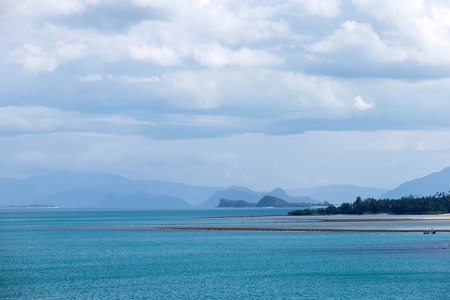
top-left (0, 106), bottom-right (153, 134)
top-left (352, 0), bottom-right (450, 65)
top-left (11, 41), bottom-right (88, 73)
top-left (78, 74), bottom-right (103, 82)
top-left (56, 42), bottom-right (87, 60)
top-left (6, 2), bottom-right (289, 72)
top-left (353, 95), bottom-right (374, 110)
top-left (282, 0), bottom-right (341, 17)
top-left (192, 44), bottom-right (283, 68)
top-left (106, 74), bottom-right (160, 84)
top-left (0, 106), bottom-right (63, 132)
top-left (12, 44), bottom-right (59, 73)
top-left (306, 20), bottom-right (408, 63)
top-left (149, 69), bottom-right (350, 113)
top-left (159, 71), bottom-right (223, 109)
top-left (132, 0), bottom-right (293, 44)
top-left (128, 44), bottom-right (181, 66)
top-left (0, 0), bottom-right (90, 18)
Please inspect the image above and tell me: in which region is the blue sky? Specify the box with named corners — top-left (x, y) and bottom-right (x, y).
top-left (1, 0), bottom-right (450, 190)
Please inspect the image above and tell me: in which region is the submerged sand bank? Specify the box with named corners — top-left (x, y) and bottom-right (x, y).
top-left (196, 213), bottom-right (450, 222)
top-left (158, 227), bottom-right (450, 233)
top-left (4, 214), bottom-right (450, 233)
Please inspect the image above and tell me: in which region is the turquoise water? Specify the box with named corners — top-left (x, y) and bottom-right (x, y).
top-left (1, 209), bottom-right (450, 299)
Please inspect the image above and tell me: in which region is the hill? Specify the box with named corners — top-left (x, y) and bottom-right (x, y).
top-left (0, 172), bottom-right (220, 207)
top-left (32, 188), bottom-right (110, 208)
top-left (219, 195), bottom-right (323, 208)
top-left (200, 187), bottom-right (319, 207)
top-left (287, 185), bottom-right (387, 205)
top-left (266, 188), bottom-right (317, 204)
top-left (380, 167), bottom-right (450, 199)
top-left (97, 191), bottom-right (190, 208)
top-left (198, 187), bottom-right (261, 207)
top-left (2, 168), bottom-right (450, 209)
top-left (256, 195), bottom-right (306, 207)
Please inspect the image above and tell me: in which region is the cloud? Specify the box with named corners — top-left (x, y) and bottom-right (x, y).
top-left (192, 44), bottom-right (283, 68)
top-left (78, 74), bottom-right (103, 82)
top-left (151, 69), bottom-right (349, 113)
top-left (106, 74), bottom-right (160, 84)
top-left (0, 106), bottom-right (153, 135)
top-left (0, 0), bottom-right (90, 18)
top-left (5, 1), bottom-right (290, 72)
top-left (11, 42), bottom-right (87, 73)
top-left (4, 0), bottom-right (450, 78)
top-left (353, 95), bottom-right (374, 110)
top-left (128, 44), bottom-right (181, 66)
top-left (352, 0), bottom-right (450, 65)
top-left (282, 0), bottom-right (341, 17)
top-left (54, 1), bottom-right (163, 33)
top-left (306, 20), bottom-right (408, 64)
top-left (11, 44), bottom-right (59, 73)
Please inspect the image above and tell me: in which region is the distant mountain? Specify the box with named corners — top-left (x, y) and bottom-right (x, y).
top-left (266, 188), bottom-right (317, 204)
top-left (198, 188), bottom-right (261, 207)
top-left (0, 172), bottom-right (221, 207)
top-left (218, 199), bottom-right (256, 207)
top-left (219, 195), bottom-right (320, 208)
top-left (32, 188), bottom-right (110, 208)
top-left (199, 187), bottom-right (318, 207)
top-left (256, 195), bottom-right (313, 207)
top-left (3, 168), bottom-right (450, 208)
top-left (287, 185), bottom-right (388, 205)
top-left (380, 167), bottom-right (450, 199)
top-left (97, 191), bottom-right (191, 208)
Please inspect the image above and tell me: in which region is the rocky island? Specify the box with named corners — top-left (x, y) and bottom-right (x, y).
top-left (219, 195), bottom-right (328, 208)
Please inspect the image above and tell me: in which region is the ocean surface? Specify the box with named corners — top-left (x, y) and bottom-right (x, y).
top-left (1, 208), bottom-right (450, 299)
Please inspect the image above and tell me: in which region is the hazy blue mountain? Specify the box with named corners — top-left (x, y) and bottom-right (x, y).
top-left (0, 172), bottom-right (221, 207)
top-left (287, 185), bottom-right (388, 205)
top-left (198, 188), bottom-right (261, 207)
top-left (0, 178), bottom-right (23, 206)
top-left (32, 188), bottom-right (110, 208)
top-left (380, 167), bottom-right (450, 199)
top-left (97, 191), bottom-right (190, 208)
top-left (131, 180), bottom-right (220, 205)
top-left (0, 172), bottom-right (140, 206)
top-left (2, 168), bottom-right (450, 208)
top-left (199, 187), bottom-right (318, 207)
top-left (219, 195), bottom-right (316, 208)
top-left (266, 188), bottom-right (318, 204)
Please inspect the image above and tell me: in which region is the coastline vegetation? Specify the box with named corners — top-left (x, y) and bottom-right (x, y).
top-left (288, 193), bottom-right (450, 215)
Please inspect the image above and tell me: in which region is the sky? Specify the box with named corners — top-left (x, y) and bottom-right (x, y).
top-left (1, 0), bottom-right (450, 191)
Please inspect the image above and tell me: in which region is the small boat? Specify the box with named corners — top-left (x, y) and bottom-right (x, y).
top-left (423, 227), bottom-right (437, 234)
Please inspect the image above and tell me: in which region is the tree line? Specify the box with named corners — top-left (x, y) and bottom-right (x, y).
top-left (288, 192), bottom-right (450, 215)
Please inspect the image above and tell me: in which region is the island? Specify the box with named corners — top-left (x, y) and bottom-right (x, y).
top-left (219, 195), bottom-right (329, 208)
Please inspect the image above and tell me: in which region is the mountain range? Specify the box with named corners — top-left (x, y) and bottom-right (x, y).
top-left (1, 167), bottom-right (450, 208)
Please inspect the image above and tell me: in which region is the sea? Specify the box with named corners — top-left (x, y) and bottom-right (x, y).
top-left (1, 208), bottom-right (450, 299)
